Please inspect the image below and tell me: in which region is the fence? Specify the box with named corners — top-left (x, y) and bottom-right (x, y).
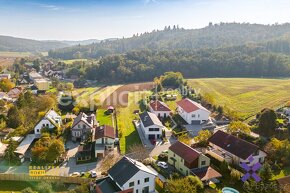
top-left (0, 173), bottom-right (91, 184)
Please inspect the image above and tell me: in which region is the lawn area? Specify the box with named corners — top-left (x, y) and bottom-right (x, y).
top-left (160, 89), bottom-right (182, 111)
top-left (96, 108), bottom-right (113, 126)
top-left (188, 78), bottom-right (290, 120)
top-left (0, 181), bottom-right (37, 192)
top-left (61, 58), bottom-right (87, 65)
top-left (117, 91), bottom-right (151, 154)
top-left (0, 51), bottom-right (32, 57)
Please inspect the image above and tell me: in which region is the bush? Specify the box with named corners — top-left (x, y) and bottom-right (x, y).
top-left (158, 153), bottom-right (168, 161)
top-left (21, 187), bottom-right (34, 193)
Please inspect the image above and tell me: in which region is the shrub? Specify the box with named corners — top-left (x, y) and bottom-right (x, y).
top-left (158, 153), bottom-right (168, 161)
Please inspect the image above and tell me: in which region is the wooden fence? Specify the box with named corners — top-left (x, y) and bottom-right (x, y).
top-left (0, 173), bottom-right (91, 184)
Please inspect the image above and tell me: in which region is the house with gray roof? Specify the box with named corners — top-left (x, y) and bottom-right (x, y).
top-left (96, 156), bottom-right (157, 193)
top-left (139, 111), bottom-right (166, 140)
top-left (71, 112), bottom-right (97, 142)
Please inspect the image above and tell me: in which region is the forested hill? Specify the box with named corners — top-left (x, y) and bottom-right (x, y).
top-left (49, 23), bottom-right (290, 59)
top-left (0, 35), bottom-right (69, 52)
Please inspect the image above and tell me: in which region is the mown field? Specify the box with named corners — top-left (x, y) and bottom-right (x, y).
top-left (188, 78), bottom-right (290, 119)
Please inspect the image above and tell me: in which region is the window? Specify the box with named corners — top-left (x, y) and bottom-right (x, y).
top-left (253, 150), bottom-right (259, 156)
top-left (198, 114), bottom-right (200, 118)
top-left (144, 177), bottom-right (149, 183)
top-left (138, 180), bottom-right (140, 185)
top-left (136, 190), bottom-right (138, 193)
top-left (201, 161), bottom-right (206, 166)
top-left (42, 124), bottom-right (45, 127)
top-left (129, 182), bottom-right (134, 187)
top-left (78, 124), bottom-right (80, 128)
top-left (46, 124), bottom-right (49, 127)
top-left (181, 158), bottom-right (183, 162)
top-left (192, 114), bottom-right (196, 117)
top-left (36, 129), bottom-right (40, 133)
top-left (149, 128), bottom-right (159, 132)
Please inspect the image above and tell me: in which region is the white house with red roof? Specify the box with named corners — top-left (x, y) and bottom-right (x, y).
top-left (148, 100), bottom-right (171, 118)
top-left (176, 98), bottom-right (210, 124)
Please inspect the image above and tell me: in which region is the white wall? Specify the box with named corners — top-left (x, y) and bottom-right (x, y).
top-left (148, 106), bottom-right (170, 118)
top-left (140, 121), bottom-right (164, 139)
top-left (177, 106), bottom-right (210, 124)
top-left (34, 118), bottom-right (56, 135)
top-left (71, 121), bottom-right (92, 139)
top-left (122, 170), bottom-right (156, 193)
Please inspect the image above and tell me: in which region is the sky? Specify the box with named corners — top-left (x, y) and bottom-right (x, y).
top-left (0, 0), bottom-right (290, 40)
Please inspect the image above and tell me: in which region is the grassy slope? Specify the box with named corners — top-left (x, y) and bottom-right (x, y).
top-left (96, 108), bottom-right (113, 126)
top-left (188, 78), bottom-right (290, 119)
top-left (117, 91), bottom-right (151, 154)
top-left (0, 51), bottom-right (31, 57)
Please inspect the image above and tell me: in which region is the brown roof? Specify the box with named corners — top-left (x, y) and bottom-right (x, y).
top-left (95, 125), bottom-right (115, 140)
top-left (176, 98), bottom-right (209, 113)
top-left (277, 175), bottom-right (290, 191)
top-left (169, 141), bottom-right (200, 168)
top-left (149, 100), bottom-right (171, 112)
top-left (193, 166), bottom-right (222, 181)
top-left (208, 130), bottom-right (259, 160)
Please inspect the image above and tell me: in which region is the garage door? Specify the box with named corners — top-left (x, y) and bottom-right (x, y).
top-left (191, 120), bottom-right (200, 124)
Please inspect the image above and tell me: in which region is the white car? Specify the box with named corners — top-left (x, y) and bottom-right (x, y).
top-left (90, 170), bottom-right (97, 178)
top-left (70, 172), bottom-right (80, 177)
top-left (157, 161), bottom-right (168, 169)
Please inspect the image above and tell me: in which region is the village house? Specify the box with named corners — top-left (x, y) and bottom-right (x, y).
top-left (76, 143), bottom-right (93, 163)
top-left (176, 98), bottom-right (210, 124)
top-left (34, 79), bottom-right (50, 91)
top-left (94, 125), bottom-right (115, 158)
top-left (208, 130), bottom-right (267, 166)
top-left (139, 111), bottom-right (166, 140)
top-left (14, 134), bottom-right (36, 162)
top-left (34, 109), bottom-right (62, 138)
top-left (168, 141), bottom-right (221, 183)
top-left (148, 100), bottom-right (171, 118)
top-left (7, 87), bottom-right (23, 99)
top-left (96, 156), bottom-right (157, 193)
top-left (0, 73), bottom-right (11, 80)
top-left (71, 112), bottom-right (97, 142)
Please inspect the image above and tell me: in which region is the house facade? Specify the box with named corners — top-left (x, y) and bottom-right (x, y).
top-left (95, 125), bottom-right (115, 158)
top-left (95, 156), bottom-right (157, 193)
top-left (168, 141), bottom-right (210, 176)
top-left (34, 109), bottom-right (62, 137)
top-left (148, 100), bottom-right (171, 118)
top-left (208, 130), bottom-right (267, 166)
top-left (176, 98), bottom-right (210, 124)
top-left (139, 111), bottom-right (166, 140)
top-left (71, 112), bottom-right (97, 142)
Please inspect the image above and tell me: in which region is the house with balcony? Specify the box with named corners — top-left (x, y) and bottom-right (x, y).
top-left (94, 125), bottom-right (115, 158)
top-left (71, 112), bottom-right (97, 142)
top-left (208, 130), bottom-right (267, 166)
top-left (176, 98), bottom-right (210, 124)
top-left (96, 156), bottom-right (157, 193)
top-left (168, 141), bottom-right (221, 183)
top-left (139, 111), bottom-right (166, 140)
top-left (34, 109), bottom-right (62, 137)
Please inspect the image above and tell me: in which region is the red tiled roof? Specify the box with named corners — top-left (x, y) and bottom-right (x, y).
top-left (169, 141), bottom-right (200, 168)
top-left (208, 130), bottom-right (259, 160)
top-left (95, 125), bottom-right (115, 140)
top-left (149, 100), bottom-right (171, 112)
top-left (176, 98), bottom-right (207, 113)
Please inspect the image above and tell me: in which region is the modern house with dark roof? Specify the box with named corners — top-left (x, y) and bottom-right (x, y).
top-left (96, 156), bottom-right (157, 193)
top-left (176, 98), bottom-right (210, 124)
top-left (34, 109), bottom-right (62, 138)
top-left (139, 111), bottom-right (166, 140)
top-left (208, 130), bottom-right (267, 166)
top-left (148, 100), bottom-right (171, 118)
top-left (94, 125), bottom-right (115, 158)
top-left (76, 143), bottom-right (93, 163)
top-left (71, 112), bottom-right (97, 142)
top-left (168, 141), bottom-right (221, 183)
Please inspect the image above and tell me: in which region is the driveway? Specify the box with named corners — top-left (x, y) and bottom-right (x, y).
top-left (66, 140), bottom-right (80, 158)
top-left (184, 124), bottom-right (203, 137)
top-left (149, 136), bottom-right (177, 157)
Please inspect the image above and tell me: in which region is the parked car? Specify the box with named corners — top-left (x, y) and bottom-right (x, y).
top-left (157, 161), bottom-right (168, 169)
top-left (70, 172), bottom-right (80, 177)
top-left (90, 170), bottom-right (97, 178)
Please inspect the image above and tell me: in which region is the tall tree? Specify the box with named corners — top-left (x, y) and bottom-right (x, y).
top-left (258, 108), bottom-right (277, 136)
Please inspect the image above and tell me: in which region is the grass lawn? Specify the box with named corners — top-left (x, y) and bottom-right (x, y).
top-left (160, 89), bottom-right (182, 110)
top-left (117, 91), bottom-right (151, 154)
top-left (0, 51), bottom-right (32, 57)
top-left (0, 181), bottom-right (37, 193)
top-left (96, 108), bottom-right (113, 126)
top-left (188, 78), bottom-right (290, 120)
top-left (61, 58), bottom-right (88, 65)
